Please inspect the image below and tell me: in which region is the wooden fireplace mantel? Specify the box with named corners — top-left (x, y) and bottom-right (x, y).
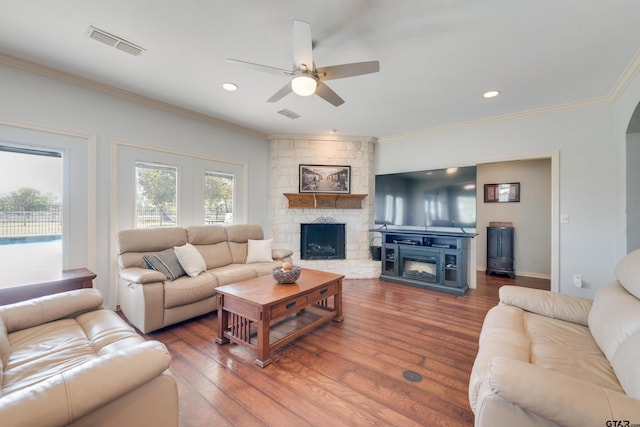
top-left (284, 193), bottom-right (367, 209)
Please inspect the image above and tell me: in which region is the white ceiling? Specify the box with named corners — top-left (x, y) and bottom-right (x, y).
top-left (2, 1), bottom-right (640, 139)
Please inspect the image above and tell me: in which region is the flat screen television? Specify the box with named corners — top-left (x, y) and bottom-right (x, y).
top-left (374, 166), bottom-right (477, 230)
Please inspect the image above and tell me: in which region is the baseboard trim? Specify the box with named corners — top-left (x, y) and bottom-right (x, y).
top-left (477, 267), bottom-right (550, 280)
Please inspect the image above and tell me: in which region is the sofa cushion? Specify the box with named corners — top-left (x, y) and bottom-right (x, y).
top-left (174, 243), bottom-right (207, 277)
top-left (246, 239), bottom-right (274, 263)
top-left (196, 241), bottom-right (233, 269)
top-left (225, 224), bottom-right (264, 242)
top-left (117, 227), bottom-right (188, 269)
top-left (615, 248), bottom-right (640, 299)
top-left (589, 280), bottom-right (640, 399)
top-left (226, 224), bottom-right (264, 263)
top-left (0, 289), bottom-right (103, 333)
top-left (143, 248), bottom-right (186, 281)
top-left (186, 224), bottom-right (229, 245)
top-left (525, 312), bottom-right (622, 393)
top-left (3, 309), bottom-right (144, 396)
top-left (499, 285), bottom-right (592, 326)
top-left (208, 264), bottom-right (258, 286)
top-left (164, 274), bottom-right (218, 309)
top-left (248, 261), bottom-right (288, 276)
top-left (0, 315), bottom-right (10, 367)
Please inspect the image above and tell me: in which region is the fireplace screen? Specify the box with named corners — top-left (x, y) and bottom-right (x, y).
top-left (402, 255), bottom-right (438, 283)
top-left (300, 223), bottom-right (346, 260)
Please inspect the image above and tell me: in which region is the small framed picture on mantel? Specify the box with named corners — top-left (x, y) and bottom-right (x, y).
top-left (484, 183), bottom-right (520, 203)
top-left (299, 164), bottom-right (351, 194)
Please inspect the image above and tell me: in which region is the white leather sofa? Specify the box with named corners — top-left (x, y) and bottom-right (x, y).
top-left (0, 289), bottom-right (177, 427)
top-left (469, 249), bottom-right (640, 427)
top-left (117, 224), bottom-right (293, 333)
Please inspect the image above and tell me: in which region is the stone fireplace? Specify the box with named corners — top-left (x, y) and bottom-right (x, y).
top-left (269, 136), bottom-right (380, 278)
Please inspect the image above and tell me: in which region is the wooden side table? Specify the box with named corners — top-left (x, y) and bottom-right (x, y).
top-left (0, 268), bottom-right (96, 305)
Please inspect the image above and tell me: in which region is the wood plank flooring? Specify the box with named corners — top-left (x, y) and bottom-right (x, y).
top-left (144, 273), bottom-right (549, 427)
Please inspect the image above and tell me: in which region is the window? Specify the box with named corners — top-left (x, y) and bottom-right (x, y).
top-left (135, 162), bottom-right (177, 228)
top-left (117, 143), bottom-right (246, 230)
top-left (0, 145), bottom-right (63, 284)
top-left (204, 171), bottom-right (233, 224)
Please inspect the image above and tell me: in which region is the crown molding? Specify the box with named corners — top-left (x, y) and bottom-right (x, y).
top-left (268, 133), bottom-right (377, 143)
top-left (0, 52), bottom-right (267, 140)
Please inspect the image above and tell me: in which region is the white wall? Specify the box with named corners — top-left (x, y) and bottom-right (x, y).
top-left (0, 62), bottom-right (270, 308)
top-left (375, 94), bottom-right (638, 297)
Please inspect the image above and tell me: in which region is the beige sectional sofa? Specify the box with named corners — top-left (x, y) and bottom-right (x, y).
top-left (117, 224), bottom-right (293, 333)
top-left (0, 289), bottom-right (177, 427)
top-left (469, 249), bottom-right (640, 427)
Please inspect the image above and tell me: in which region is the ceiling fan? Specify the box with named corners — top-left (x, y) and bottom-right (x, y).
top-left (226, 20), bottom-right (379, 106)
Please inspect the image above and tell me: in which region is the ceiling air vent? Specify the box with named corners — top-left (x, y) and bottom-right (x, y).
top-left (87, 26), bottom-right (145, 56)
top-left (277, 109), bottom-right (301, 119)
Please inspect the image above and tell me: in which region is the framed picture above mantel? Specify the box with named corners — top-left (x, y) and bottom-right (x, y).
top-left (484, 182), bottom-right (520, 203)
top-left (299, 164), bottom-right (351, 194)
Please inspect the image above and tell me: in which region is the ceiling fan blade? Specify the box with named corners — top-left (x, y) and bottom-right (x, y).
top-left (226, 58), bottom-right (293, 76)
top-left (292, 20), bottom-right (313, 70)
top-left (316, 60), bottom-right (380, 81)
top-left (315, 81), bottom-right (344, 106)
top-left (267, 81), bottom-right (293, 103)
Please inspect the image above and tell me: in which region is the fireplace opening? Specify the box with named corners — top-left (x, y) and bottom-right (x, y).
top-left (401, 254), bottom-right (439, 283)
top-left (300, 223), bottom-right (345, 260)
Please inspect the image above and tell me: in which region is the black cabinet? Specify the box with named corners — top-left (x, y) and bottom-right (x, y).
top-left (374, 229), bottom-right (476, 296)
top-left (486, 226), bottom-right (515, 278)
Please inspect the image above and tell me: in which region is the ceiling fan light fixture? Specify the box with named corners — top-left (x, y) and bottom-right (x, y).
top-left (222, 82), bottom-right (238, 91)
top-left (291, 75), bottom-right (317, 96)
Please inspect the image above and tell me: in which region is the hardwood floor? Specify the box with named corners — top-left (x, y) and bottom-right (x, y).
top-left (145, 273), bottom-right (549, 427)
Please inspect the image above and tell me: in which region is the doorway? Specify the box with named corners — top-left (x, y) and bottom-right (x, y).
top-left (476, 157), bottom-right (554, 289)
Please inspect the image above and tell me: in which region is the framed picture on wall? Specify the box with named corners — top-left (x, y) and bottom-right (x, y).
top-left (484, 183), bottom-right (520, 202)
top-left (299, 164), bottom-right (351, 194)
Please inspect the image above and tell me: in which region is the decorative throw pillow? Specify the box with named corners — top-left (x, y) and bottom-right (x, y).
top-left (142, 249), bottom-right (186, 280)
top-left (174, 243), bottom-right (207, 277)
top-left (143, 248), bottom-right (186, 281)
top-left (246, 239), bottom-right (274, 263)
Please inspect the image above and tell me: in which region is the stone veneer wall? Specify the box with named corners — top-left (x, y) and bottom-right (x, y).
top-left (269, 136), bottom-right (380, 278)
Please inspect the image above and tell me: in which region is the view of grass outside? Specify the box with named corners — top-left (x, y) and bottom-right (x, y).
top-left (204, 171), bottom-right (233, 224)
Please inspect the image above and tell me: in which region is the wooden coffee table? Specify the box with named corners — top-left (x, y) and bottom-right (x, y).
top-left (215, 268), bottom-right (344, 367)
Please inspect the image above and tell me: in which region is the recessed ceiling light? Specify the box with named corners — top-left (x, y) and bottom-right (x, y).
top-left (483, 90), bottom-right (500, 98)
top-left (222, 82), bottom-right (238, 91)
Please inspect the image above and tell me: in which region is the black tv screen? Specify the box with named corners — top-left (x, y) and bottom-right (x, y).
top-left (374, 166), bottom-right (477, 229)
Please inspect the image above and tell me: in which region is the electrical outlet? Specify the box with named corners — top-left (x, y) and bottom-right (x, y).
top-left (573, 273), bottom-right (583, 288)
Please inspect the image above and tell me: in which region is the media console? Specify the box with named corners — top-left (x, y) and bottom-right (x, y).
top-left (374, 229), bottom-right (477, 296)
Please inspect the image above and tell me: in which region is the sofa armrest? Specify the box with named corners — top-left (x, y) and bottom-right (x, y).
top-left (487, 357), bottom-right (640, 427)
top-left (0, 289), bottom-right (103, 333)
top-left (272, 248), bottom-right (294, 261)
top-left (499, 285), bottom-right (592, 325)
top-left (119, 266), bottom-right (166, 284)
top-left (0, 340), bottom-right (173, 427)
